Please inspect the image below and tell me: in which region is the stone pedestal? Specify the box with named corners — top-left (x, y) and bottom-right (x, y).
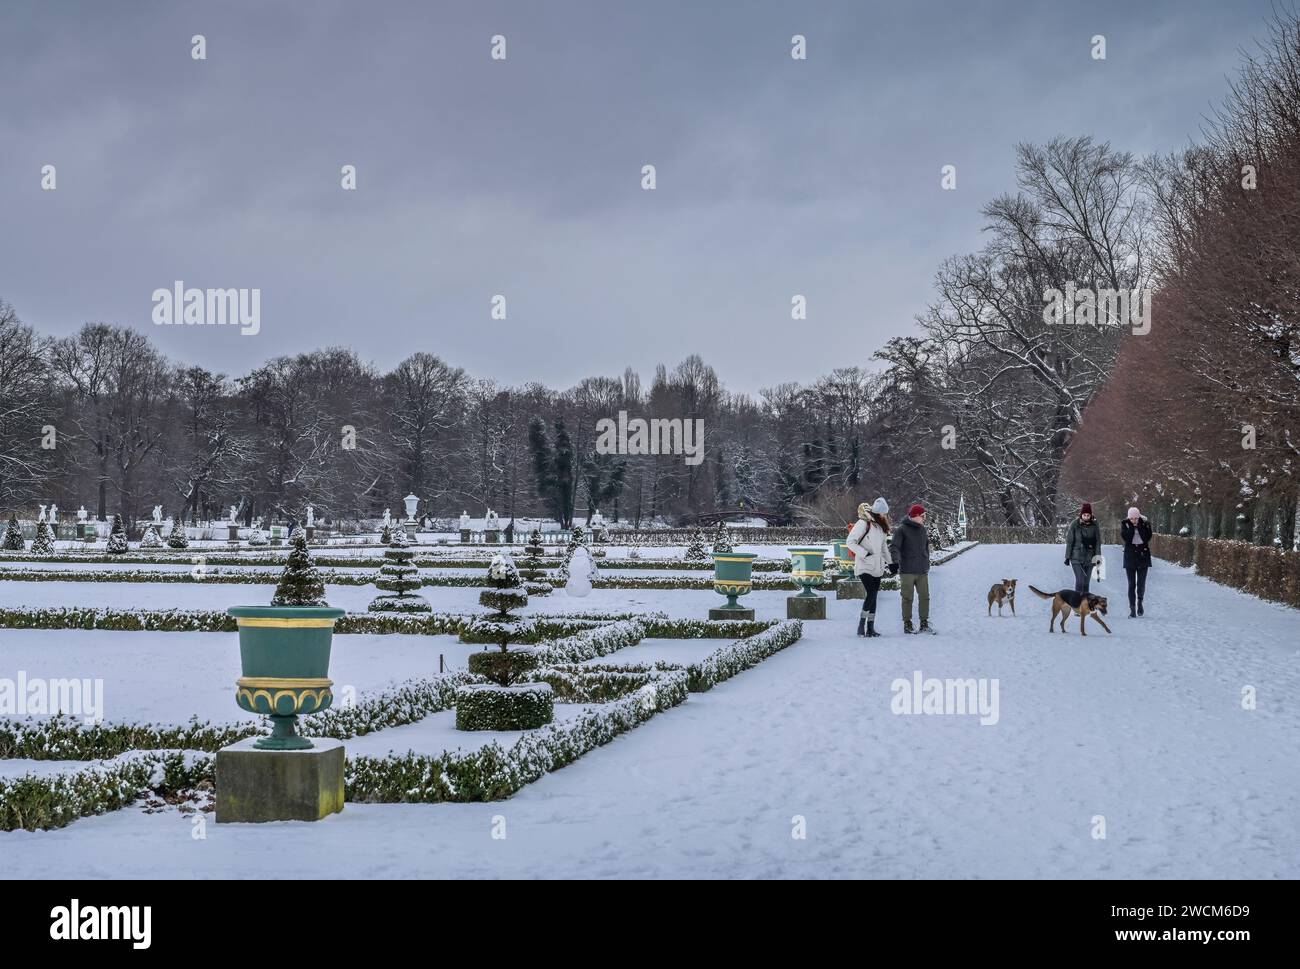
top-left (485, 529), bottom-right (499, 544)
top-left (787, 595), bottom-right (826, 620)
top-left (837, 580), bottom-right (865, 600)
top-left (460, 528), bottom-right (471, 543)
top-left (709, 607), bottom-right (755, 621)
top-left (84, 527), bottom-right (96, 545)
top-left (227, 524), bottom-right (239, 544)
top-left (305, 526), bottom-right (315, 543)
top-left (215, 737), bottom-right (345, 823)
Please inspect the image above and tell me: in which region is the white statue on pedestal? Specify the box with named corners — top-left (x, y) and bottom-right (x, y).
top-left (38, 504), bottom-right (47, 523)
top-left (77, 506), bottom-right (87, 522)
top-left (49, 504), bottom-right (58, 523)
top-left (229, 505), bottom-right (238, 525)
top-left (382, 509), bottom-right (392, 528)
top-left (152, 505), bottom-right (163, 524)
top-left (306, 505), bottom-right (315, 527)
top-left (459, 511), bottom-right (471, 530)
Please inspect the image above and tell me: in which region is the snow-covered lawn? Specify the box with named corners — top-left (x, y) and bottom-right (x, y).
top-left (3, 542), bottom-right (1298, 878)
top-left (0, 630), bottom-right (458, 725)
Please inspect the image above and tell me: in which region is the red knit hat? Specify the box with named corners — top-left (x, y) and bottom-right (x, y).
top-left (1080, 502), bottom-right (1093, 516)
top-left (909, 504), bottom-right (926, 518)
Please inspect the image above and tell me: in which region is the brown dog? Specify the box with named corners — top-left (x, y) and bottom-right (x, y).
top-left (1027, 586), bottom-right (1112, 635)
top-left (987, 579), bottom-right (1016, 616)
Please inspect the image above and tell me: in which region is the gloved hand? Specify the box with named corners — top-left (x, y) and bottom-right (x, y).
top-left (1064, 558), bottom-right (1070, 566)
top-left (887, 563), bottom-right (899, 576)
top-left (1091, 555), bottom-right (1102, 566)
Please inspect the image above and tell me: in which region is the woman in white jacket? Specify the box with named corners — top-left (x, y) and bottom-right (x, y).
top-left (845, 497), bottom-right (894, 637)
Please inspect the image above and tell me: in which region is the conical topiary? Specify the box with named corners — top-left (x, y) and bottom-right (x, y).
top-left (166, 518), bottom-right (189, 549)
top-left (368, 524), bottom-right (430, 612)
top-left (3, 513), bottom-right (25, 551)
top-left (519, 527), bottom-right (552, 595)
top-left (271, 532), bottom-right (328, 606)
top-left (140, 523), bottom-right (163, 548)
top-left (31, 519), bottom-right (55, 555)
top-left (106, 515), bottom-right (128, 554)
top-left (685, 528), bottom-right (709, 561)
top-left (711, 521), bottom-right (733, 554)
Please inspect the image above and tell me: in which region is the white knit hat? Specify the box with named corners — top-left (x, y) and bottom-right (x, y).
top-left (872, 497), bottom-right (889, 515)
top-left (1127, 506), bottom-right (1141, 519)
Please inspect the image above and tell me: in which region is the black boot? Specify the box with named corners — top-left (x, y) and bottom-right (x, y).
top-left (1137, 599), bottom-right (1144, 616)
top-left (919, 620), bottom-right (937, 635)
top-left (903, 619), bottom-right (915, 634)
top-left (866, 613), bottom-right (881, 637)
top-left (856, 615), bottom-right (867, 637)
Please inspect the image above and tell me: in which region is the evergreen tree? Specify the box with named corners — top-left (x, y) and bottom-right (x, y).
top-left (106, 514), bottom-right (128, 554)
top-left (2, 514), bottom-right (24, 551)
top-left (475, 553), bottom-right (530, 666)
top-left (166, 518), bottom-right (189, 549)
top-left (31, 519), bottom-right (55, 555)
top-left (368, 524), bottom-right (430, 612)
top-left (247, 522), bottom-right (268, 546)
top-left (685, 528), bottom-right (710, 561)
top-left (271, 532), bottom-right (328, 606)
top-left (140, 523), bottom-right (163, 548)
top-left (711, 520), bottom-right (733, 554)
top-left (518, 527), bottom-right (552, 594)
top-left (528, 417), bottom-right (577, 527)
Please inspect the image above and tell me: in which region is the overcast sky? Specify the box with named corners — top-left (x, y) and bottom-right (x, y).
top-left (0, 0), bottom-right (1278, 395)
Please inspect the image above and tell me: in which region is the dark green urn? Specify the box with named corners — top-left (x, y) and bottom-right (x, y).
top-left (228, 605), bottom-right (344, 750)
top-left (711, 552), bottom-right (757, 612)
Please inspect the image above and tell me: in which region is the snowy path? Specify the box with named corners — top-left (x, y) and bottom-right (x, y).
top-left (4, 543), bottom-right (1298, 878)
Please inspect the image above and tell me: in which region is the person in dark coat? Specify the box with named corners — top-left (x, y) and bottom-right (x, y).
top-left (1121, 505), bottom-right (1153, 617)
top-left (889, 504), bottom-right (934, 634)
top-left (1063, 502), bottom-right (1101, 594)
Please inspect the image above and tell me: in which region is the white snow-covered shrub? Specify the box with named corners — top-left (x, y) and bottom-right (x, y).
top-left (140, 524), bottom-right (163, 548)
top-left (247, 525), bottom-right (268, 546)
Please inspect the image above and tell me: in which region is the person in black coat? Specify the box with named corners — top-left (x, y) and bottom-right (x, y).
top-left (1121, 505), bottom-right (1153, 617)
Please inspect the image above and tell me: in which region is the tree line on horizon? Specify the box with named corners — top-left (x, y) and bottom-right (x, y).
top-left (1, 10), bottom-right (1296, 546)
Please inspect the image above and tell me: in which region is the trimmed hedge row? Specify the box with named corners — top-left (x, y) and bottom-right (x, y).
top-left (531, 619), bottom-right (648, 664)
top-left (0, 552), bottom-right (790, 571)
top-left (0, 566), bottom-right (813, 591)
top-left (0, 606), bottom-right (624, 639)
top-left (0, 751), bottom-right (213, 832)
top-left (346, 667), bottom-right (690, 803)
top-left (684, 619), bottom-right (804, 691)
top-left (1151, 534), bottom-right (1300, 608)
top-left (1, 671), bottom-right (479, 761)
top-left (454, 683), bottom-right (555, 731)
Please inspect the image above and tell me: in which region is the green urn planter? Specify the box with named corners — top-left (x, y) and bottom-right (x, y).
top-left (712, 551), bottom-right (759, 619)
top-left (787, 547), bottom-right (828, 597)
top-left (711, 552), bottom-right (757, 612)
top-left (830, 539), bottom-right (853, 582)
top-left (228, 605), bottom-right (345, 750)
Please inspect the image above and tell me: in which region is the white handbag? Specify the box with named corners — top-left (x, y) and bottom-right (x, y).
top-left (1091, 554), bottom-right (1107, 583)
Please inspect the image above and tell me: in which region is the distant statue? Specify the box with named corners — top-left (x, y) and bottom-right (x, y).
top-left (152, 505), bottom-right (163, 524)
top-left (49, 504), bottom-right (59, 523)
top-left (229, 504), bottom-right (239, 524)
top-left (38, 504), bottom-right (47, 523)
top-left (77, 506), bottom-right (88, 522)
top-left (382, 508), bottom-right (392, 528)
top-left (306, 505), bottom-right (315, 527)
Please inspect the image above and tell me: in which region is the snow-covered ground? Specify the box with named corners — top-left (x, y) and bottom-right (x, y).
top-left (0, 631), bottom-right (462, 725)
top-left (3, 542), bottom-right (1299, 878)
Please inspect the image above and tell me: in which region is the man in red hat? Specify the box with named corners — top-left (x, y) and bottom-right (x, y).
top-left (1064, 502), bottom-right (1101, 594)
top-left (889, 503), bottom-right (934, 634)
